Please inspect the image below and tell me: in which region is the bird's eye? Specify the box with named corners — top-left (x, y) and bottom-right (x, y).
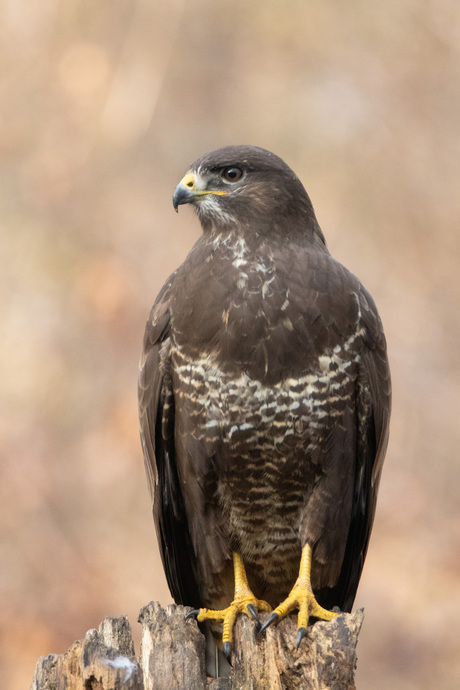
top-left (221, 167), bottom-right (243, 183)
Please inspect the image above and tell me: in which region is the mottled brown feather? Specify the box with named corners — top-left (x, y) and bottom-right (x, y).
top-left (138, 145), bottom-right (391, 614)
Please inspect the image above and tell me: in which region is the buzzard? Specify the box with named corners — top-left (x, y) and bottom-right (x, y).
top-left (138, 145), bottom-right (391, 662)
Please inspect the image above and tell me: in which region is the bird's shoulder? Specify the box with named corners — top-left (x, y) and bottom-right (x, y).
top-left (141, 269), bottom-right (178, 357)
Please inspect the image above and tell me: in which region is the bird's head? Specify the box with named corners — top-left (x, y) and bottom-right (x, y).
top-left (172, 145), bottom-right (324, 242)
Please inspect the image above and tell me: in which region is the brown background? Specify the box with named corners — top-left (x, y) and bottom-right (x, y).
top-left (1, 1), bottom-right (459, 688)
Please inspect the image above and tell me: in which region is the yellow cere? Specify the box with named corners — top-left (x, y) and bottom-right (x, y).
top-left (179, 172), bottom-right (228, 196)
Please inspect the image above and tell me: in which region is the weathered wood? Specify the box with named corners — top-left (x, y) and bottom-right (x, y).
top-left (30, 603), bottom-right (364, 689)
top-left (30, 616), bottom-right (142, 690)
top-left (139, 602), bottom-right (207, 689)
top-left (230, 608), bottom-right (364, 689)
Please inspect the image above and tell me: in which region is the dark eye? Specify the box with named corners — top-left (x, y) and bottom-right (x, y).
top-left (221, 167), bottom-right (243, 183)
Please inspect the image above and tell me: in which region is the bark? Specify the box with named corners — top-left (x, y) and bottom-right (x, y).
top-left (30, 602), bottom-right (364, 690)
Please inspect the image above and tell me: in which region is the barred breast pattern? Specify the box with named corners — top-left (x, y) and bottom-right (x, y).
top-left (171, 316), bottom-right (364, 586)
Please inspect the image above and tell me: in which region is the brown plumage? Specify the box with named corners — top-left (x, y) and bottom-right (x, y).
top-left (138, 146), bottom-right (391, 640)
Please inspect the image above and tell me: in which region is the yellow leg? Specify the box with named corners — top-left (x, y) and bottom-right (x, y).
top-left (260, 544), bottom-right (338, 646)
top-left (187, 552), bottom-right (271, 659)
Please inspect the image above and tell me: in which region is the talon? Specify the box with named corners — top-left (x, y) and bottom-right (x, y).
top-left (247, 603), bottom-right (260, 625)
top-left (223, 641), bottom-right (232, 664)
top-left (185, 608), bottom-right (201, 621)
top-left (259, 611), bottom-right (279, 634)
top-left (296, 626), bottom-right (306, 648)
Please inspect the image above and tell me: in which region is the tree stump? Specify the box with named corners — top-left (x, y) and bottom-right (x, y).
top-left (30, 602), bottom-right (364, 689)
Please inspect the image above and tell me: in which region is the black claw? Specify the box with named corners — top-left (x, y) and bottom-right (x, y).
top-left (247, 604), bottom-right (260, 627)
top-left (296, 627), bottom-right (306, 649)
top-left (259, 612), bottom-right (279, 634)
top-left (223, 641), bottom-right (232, 665)
top-left (185, 609), bottom-right (200, 621)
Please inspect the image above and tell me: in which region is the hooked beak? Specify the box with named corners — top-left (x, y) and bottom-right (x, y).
top-left (172, 173), bottom-right (196, 211)
top-left (172, 172), bottom-right (228, 212)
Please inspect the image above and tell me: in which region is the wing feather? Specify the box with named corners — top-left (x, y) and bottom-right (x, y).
top-left (317, 284), bottom-right (391, 612)
top-left (138, 272), bottom-right (201, 607)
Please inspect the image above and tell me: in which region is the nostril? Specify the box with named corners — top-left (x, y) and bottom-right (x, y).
top-left (186, 180), bottom-right (194, 188)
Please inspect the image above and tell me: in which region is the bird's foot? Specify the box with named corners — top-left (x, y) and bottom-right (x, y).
top-left (259, 544), bottom-right (338, 647)
top-left (186, 552), bottom-right (271, 662)
top-left (259, 583), bottom-right (337, 646)
top-left (188, 594), bottom-right (271, 661)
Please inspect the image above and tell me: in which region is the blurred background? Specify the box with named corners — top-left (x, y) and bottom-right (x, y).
top-left (1, 1), bottom-right (459, 688)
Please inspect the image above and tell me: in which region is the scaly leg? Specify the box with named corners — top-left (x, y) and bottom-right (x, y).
top-left (260, 543), bottom-right (338, 647)
top-left (186, 552), bottom-right (271, 660)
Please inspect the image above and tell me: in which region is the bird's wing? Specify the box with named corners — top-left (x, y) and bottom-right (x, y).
top-left (138, 270), bottom-right (201, 607)
top-left (317, 282), bottom-right (391, 612)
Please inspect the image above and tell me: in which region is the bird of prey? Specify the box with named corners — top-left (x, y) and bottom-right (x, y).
top-left (138, 145), bottom-right (391, 662)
